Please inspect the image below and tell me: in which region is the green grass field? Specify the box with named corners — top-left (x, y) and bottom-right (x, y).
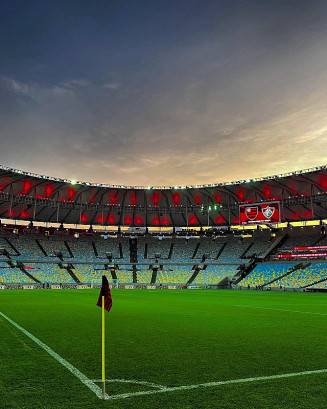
top-left (1, 289), bottom-right (327, 409)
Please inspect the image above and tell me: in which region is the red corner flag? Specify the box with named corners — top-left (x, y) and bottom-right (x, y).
top-left (97, 275), bottom-right (112, 312)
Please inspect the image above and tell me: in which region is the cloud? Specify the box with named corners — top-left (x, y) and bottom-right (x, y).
top-left (1, 5), bottom-right (327, 187)
top-left (102, 82), bottom-right (121, 90)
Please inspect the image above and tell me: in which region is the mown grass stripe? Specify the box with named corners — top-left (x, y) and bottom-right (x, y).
top-left (0, 311), bottom-right (107, 400)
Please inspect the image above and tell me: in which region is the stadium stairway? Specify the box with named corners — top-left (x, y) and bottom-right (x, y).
top-left (150, 269), bottom-right (157, 284)
top-left (240, 242), bottom-right (254, 259)
top-left (64, 241), bottom-right (74, 258)
top-left (302, 273), bottom-right (327, 289)
top-left (60, 264), bottom-right (81, 283)
top-left (187, 267), bottom-right (200, 284)
top-left (216, 243), bottom-right (227, 260)
top-left (168, 243), bottom-right (174, 259)
top-left (6, 260), bottom-right (41, 283)
top-left (233, 259), bottom-right (257, 284)
top-left (21, 265), bottom-right (40, 283)
top-left (3, 237), bottom-right (20, 257)
top-left (192, 243), bottom-right (200, 259)
top-left (260, 233), bottom-right (288, 260)
top-left (35, 239), bottom-right (48, 256)
top-left (68, 268), bottom-right (81, 283)
top-left (312, 234), bottom-right (327, 246)
top-left (109, 267), bottom-right (118, 280)
top-left (92, 241), bottom-right (98, 257)
top-left (263, 262), bottom-right (311, 288)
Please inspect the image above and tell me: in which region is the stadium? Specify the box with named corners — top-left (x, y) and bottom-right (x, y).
top-left (1, 163), bottom-right (327, 408)
top-left (2, 1), bottom-right (327, 408)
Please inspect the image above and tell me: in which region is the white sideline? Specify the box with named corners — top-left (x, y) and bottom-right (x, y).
top-left (234, 305), bottom-right (327, 316)
top-left (104, 368), bottom-right (327, 400)
top-left (0, 311), bottom-right (108, 400)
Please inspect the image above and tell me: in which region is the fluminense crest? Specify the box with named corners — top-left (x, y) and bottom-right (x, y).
top-left (262, 205), bottom-right (275, 219)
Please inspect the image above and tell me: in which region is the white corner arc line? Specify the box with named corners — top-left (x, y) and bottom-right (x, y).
top-left (105, 368), bottom-right (327, 400)
top-left (0, 311), bottom-right (108, 400)
top-left (91, 378), bottom-right (167, 389)
top-left (234, 305), bottom-right (327, 316)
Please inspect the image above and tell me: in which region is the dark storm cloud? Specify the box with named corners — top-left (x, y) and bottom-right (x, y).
top-left (0, 0), bottom-right (327, 185)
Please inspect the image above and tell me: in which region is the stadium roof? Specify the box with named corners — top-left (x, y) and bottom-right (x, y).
top-left (0, 164), bottom-right (326, 227)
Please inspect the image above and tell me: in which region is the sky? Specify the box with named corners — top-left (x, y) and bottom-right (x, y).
top-left (0, 0), bottom-right (327, 186)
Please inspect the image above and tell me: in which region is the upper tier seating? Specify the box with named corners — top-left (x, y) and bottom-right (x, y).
top-left (169, 240), bottom-right (198, 263)
top-left (217, 238), bottom-right (251, 263)
top-left (278, 234), bottom-right (321, 250)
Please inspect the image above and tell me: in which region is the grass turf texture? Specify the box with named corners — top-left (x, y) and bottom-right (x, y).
top-left (0, 289), bottom-right (327, 409)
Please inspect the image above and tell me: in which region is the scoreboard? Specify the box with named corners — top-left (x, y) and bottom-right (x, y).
top-left (239, 201), bottom-right (280, 225)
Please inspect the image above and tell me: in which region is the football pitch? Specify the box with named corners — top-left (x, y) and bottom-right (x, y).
top-left (1, 289), bottom-right (327, 409)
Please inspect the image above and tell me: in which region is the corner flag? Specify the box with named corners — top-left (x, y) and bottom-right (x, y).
top-left (96, 275), bottom-right (112, 399)
top-left (97, 275), bottom-right (112, 312)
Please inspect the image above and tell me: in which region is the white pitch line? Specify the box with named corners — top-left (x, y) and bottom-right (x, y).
top-left (104, 368), bottom-right (327, 400)
top-left (92, 378), bottom-right (167, 389)
top-left (0, 311), bottom-right (107, 400)
top-left (234, 305), bottom-right (327, 316)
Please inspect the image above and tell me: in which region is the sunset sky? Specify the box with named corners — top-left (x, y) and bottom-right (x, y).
top-left (1, 0), bottom-right (327, 186)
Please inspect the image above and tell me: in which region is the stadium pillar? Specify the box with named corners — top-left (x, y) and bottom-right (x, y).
top-left (129, 238), bottom-right (138, 283)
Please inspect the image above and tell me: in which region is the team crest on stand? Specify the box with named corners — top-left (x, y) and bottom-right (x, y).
top-left (245, 206), bottom-right (258, 220)
top-left (262, 205), bottom-right (275, 219)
